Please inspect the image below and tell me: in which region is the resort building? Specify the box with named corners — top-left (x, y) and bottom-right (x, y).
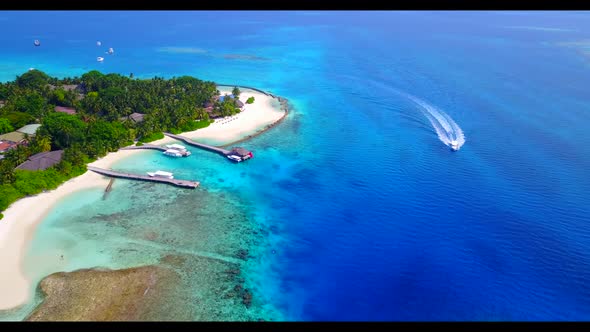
top-left (120, 112), bottom-right (146, 124)
top-left (218, 94), bottom-right (245, 109)
top-left (226, 147), bottom-right (253, 162)
top-left (54, 106), bottom-right (77, 115)
top-left (48, 84), bottom-right (84, 101)
top-left (0, 141), bottom-right (17, 159)
top-left (0, 131), bottom-right (27, 145)
top-left (128, 112), bottom-right (145, 123)
top-left (16, 150), bottom-right (64, 171)
top-left (16, 124), bottom-right (42, 137)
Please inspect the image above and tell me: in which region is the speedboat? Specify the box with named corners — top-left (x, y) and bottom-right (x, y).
top-left (165, 144), bottom-right (187, 151)
top-left (227, 155), bottom-right (242, 162)
top-left (96, 41), bottom-right (102, 46)
top-left (108, 47), bottom-right (114, 55)
top-left (450, 140), bottom-right (459, 151)
top-left (34, 39), bottom-right (40, 46)
top-left (97, 56), bottom-right (104, 62)
top-left (163, 149), bottom-right (183, 157)
top-left (147, 170), bottom-right (174, 179)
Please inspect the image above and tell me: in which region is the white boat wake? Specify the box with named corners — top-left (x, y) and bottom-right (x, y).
top-left (341, 76), bottom-right (466, 151)
top-left (399, 92), bottom-right (466, 151)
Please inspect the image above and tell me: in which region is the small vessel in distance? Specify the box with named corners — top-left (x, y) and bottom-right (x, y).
top-left (97, 56), bottom-right (104, 62)
top-left (96, 41), bottom-right (101, 46)
top-left (147, 170), bottom-right (174, 179)
top-left (450, 140), bottom-right (459, 151)
top-left (108, 47), bottom-right (114, 55)
top-left (34, 40), bottom-right (40, 46)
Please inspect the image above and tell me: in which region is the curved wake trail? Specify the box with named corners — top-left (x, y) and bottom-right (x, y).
top-left (399, 92), bottom-right (466, 150)
top-left (346, 76), bottom-right (466, 150)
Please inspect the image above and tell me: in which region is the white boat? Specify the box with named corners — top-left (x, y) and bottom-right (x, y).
top-left (108, 47), bottom-right (114, 55)
top-left (450, 140), bottom-right (459, 151)
top-left (96, 41), bottom-right (102, 46)
top-left (34, 40), bottom-right (40, 46)
top-left (147, 170), bottom-right (174, 179)
top-left (97, 56), bottom-right (104, 62)
top-left (165, 144), bottom-right (187, 151)
top-left (227, 155), bottom-right (242, 162)
top-left (163, 149), bottom-right (183, 157)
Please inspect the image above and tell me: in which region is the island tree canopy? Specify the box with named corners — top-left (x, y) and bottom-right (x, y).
top-left (0, 69), bottom-right (224, 214)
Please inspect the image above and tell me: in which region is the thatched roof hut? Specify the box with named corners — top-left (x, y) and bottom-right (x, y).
top-left (0, 141), bottom-right (17, 153)
top-left (0, 131), bottom-right (26, 144)
top-left (16, 150), bottom-right (64, 171)
top-left (228, 147), bottom-right (252, 158)
top-left (128, 112), bottom-right (145, 123)
top-left (17, 124), bottom-right (42, 136)
top-left (55, 106), bottom-right (77, 115)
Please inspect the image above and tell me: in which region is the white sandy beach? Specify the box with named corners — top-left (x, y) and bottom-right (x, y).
top-left (0, 149), bottom-right (146, 310)
top-left (0, 86), bottom-right (286, 311)
top-left (176, 87), bottom-right (285, 145)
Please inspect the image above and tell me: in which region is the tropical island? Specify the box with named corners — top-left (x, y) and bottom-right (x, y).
top-left (0, 69), bottom-right (287, 314)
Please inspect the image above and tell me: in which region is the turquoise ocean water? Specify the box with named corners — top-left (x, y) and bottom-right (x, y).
top-left (1, 11), bottom-right (590, 320)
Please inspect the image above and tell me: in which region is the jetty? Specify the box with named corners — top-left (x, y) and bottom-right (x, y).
top-left (121, 144), bottom-right (167, 152)
top-left (87, 166), bottom-right (200, 189)
top-left (122, 143), bottom-right (191, 157)
top-left (103, 178), bottom-right (115, 200)
top-left (163, 133), bottom-right (253, 162)
top-left (164, 133), bottom-right (230, 155)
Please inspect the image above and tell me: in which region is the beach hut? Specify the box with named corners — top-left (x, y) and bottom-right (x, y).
top-left (128, 112), bottom-right (145, 123)
top-left (0, 131), bottom-right (26, 145)
top-left (228, 147), bottom-right (253, 160)
top-left (16, 124), bottom-right (42, 137)
top-left (54, 106), bottom-right (77, 115)
top-left (16, 150), bottom-right (64, 171)
top-left (0, 141), bottom-right (17, 156)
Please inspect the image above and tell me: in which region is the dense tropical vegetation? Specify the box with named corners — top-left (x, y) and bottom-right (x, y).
top-left (232, 86), bottom-right (240, 97)
top-left (246, 96), bottom-right (255, 104)
top-left (0, 69), bottom-right (233, 217)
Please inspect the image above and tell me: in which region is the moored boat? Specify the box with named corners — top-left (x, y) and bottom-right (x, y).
top-left (163, 149), bottom-right (183, 157)
top-left (147, 170), bottom-right (174, 179)
top-left (164, 144), bottom-right (191, 156)
top-left (227, 155), bottom-right (242, 162)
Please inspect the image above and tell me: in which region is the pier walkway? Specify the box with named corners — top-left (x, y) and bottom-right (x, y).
top-left (87, 166), bottom-right (200, 189)
top-left (163, 133), bottom-right (231, 155)
top-left (121, 144), bottom-right (167, 152)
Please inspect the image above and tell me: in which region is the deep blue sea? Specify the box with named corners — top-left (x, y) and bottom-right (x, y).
top-left (1, 11), bottom-right (590, 320)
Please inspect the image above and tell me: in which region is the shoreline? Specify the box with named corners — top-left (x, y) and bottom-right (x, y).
top-left (0, 86), bottom-right (288, 312)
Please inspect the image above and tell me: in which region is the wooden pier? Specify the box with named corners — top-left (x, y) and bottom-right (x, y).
top-left (87, 166), bottom-right (200, 189)
top-left (103, 178), bottom-right (115, 200)
top-left (121, 144), bottom-right (167, 152)
top-left (163, 133), bottom-right (231, 156)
